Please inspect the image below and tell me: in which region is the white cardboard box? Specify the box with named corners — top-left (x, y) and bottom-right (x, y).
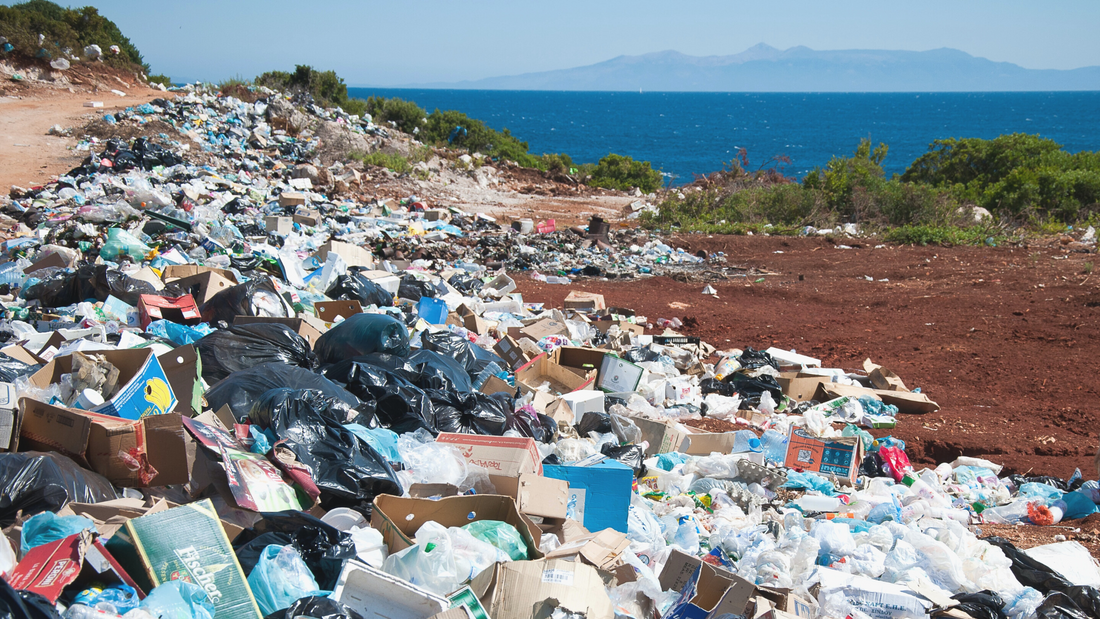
top-left (561, 390), bottom-right (606, 425)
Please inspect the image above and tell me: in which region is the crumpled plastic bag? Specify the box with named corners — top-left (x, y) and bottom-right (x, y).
top-left (100, 227), bottom-right (151, 261)
top-left (463, 520), bottom-right (529, 561)
top-left (19, 512), bottom-right (96, 555)
top-left (234, 511), bottom-right (357, 591)
top-left (138, 580), bottom-right (215, 619)
top-left (781, 470), bottom-right (837, 496)
top-left (248, 545), bottom-right (328, 616)
top-left (315, 312), bottom-right (411, 364)
top-left (383, 521), bottom-right (462, 596)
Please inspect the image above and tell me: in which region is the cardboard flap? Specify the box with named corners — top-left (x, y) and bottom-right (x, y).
top-left (316, 300), bottom-right (363, 322)
top-left (19, 398), bottom-right (92, 463)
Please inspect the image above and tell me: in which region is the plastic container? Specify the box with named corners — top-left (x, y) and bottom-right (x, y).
top-left (321, 507), bottom-right (368, 531)
top-left (760, 429), bottom-right (789, 464)
top-left (731, 430), bottom-right (762, 454)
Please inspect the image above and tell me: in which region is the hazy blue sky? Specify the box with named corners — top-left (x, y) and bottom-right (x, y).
top-left (84, 0), bottom-right (1100, 85)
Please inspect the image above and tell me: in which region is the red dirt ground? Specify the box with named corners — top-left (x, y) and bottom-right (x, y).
top-left (515, 233), bottom-right (1100, 480)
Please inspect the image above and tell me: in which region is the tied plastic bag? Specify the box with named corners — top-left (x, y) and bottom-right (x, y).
top-left (196, 322), bottom-right (318, 383)
top-left (19, 512), bottom-right (96, 554)
top-left (383, 521), bottom-right (462, 596)
top-left (326, 269), bottom-right (394, 307)
top-left (463, 520), bottom-right (529, 561)
top-left (248, 545), bottom-right (328, 616)
top-left (138, 580), bottom-right (215, 619)
top-left (314, 313), bottom-right (411, 364)
top-left (205, 363), bottom-right (362, 423)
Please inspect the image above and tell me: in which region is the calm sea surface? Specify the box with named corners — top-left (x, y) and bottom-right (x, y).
top-left (349, 89), bottom-right (1100, 182)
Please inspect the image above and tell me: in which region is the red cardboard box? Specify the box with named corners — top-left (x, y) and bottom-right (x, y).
top-left (138, 294), bottom-right (201, 329)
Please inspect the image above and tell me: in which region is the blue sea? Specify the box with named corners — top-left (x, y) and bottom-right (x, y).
top-left (348, 89), bottom-right (1100, 182)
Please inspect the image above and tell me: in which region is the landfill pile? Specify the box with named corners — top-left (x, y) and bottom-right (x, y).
top-left (0, 86), bottom-right (1099, 619)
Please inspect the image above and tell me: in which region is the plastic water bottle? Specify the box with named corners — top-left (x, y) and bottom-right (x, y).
top-left (64, 605), bottom-right (121, 619)
top-left (732, 430), bottom-right (762, 454)
top-left (472, 362), bottom-right (504, 390)
top-left (760, 429), bottom-right (789, 464)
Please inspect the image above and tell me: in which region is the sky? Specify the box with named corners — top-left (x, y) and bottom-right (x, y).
top-left (78, 0), bottom-right (1100, 85)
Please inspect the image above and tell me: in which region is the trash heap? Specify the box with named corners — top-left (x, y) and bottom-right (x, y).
top-left (0, 87), bottom-right (1098, 619)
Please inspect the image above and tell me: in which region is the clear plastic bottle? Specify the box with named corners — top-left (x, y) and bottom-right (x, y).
top-left (760, 429), bottom-right (788, 464)
top-left (732, 430), bottom-right (762, 454)
top-left (64, 605), bottom-right (121, 619)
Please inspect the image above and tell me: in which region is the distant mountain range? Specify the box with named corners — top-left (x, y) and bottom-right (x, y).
top-left (410, 44), bottom-right (1100, 92)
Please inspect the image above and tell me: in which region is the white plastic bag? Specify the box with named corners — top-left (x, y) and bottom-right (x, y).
top-left (382, 521), bottom-right (461, 596)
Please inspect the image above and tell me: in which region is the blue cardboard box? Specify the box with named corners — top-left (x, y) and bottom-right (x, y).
top-left (543, 460), bottom-right (632, 533)
top-left (29, 348), bottom-right (177, 420)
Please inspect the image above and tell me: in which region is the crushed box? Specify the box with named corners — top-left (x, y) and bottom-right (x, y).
top-left (29, 348), bottom-right (177, 420)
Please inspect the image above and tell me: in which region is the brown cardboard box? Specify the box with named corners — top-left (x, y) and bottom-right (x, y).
top-left (520, 318), bottom-right (570, 342)
top-left (293, 208), bottom-right (322, 226)
top-left (659, 549), bottom-right (757, 619)
top-left (160, 264), bottom-right (238, 283)
top-left (29, 348), bottom-right (177, 420)
top-left (171, 271), bottom-right (238, 305)
top-left (864, 358), bottom-right (909, 391)
top-left (371, 494), bottom-right (543, 558)
top-left (553, 346), bottom-right (607, 379)
top-left (470, 559), bottom-right (614, 619)
top-left (478, 374), bottom-right (513, 395)
top-left (784, 426), bottom-right (863, 486)
top-left (515, 353), bottom-right (596, 396)
top-left (19, 399), bottom-right (191, 487)
top-left (563, 291), bottom-right (606, 311)
top-left (264, 216), bottom-right (294, 235)
top-left (233, 316), bottom-right (324, 348)
top-left (157, 344), bottom-right (202, 417)
top-left (315, 300), bottom-right (363, 322)
top-left (279, 191), bottom-right (306, 207)
top-left (494, 334), bottom-right (532, 370)
top-left (455, 303), bottom-right (489, 335)
top-left (777, 371), bottom-right (834, 402)
top-left (316, 240), bottom-right (375, 269)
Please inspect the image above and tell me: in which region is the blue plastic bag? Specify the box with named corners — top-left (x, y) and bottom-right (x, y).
top-left (247, 545), bottom-right (328, 616)
top-left (146, 319), bottom-right (216, 345)
top-left (1062, 491), bottom-right (1098, 519)
top-left (20, 512), bottom-right (96, 554)
top-left (655, 452), bottom-right (688, 471)
top-left (781, 470), bottom-right (837, 496)
top-left (344, 424), bottom-right (402, 464)
top-left (139, 580), bottom-right (215, 619)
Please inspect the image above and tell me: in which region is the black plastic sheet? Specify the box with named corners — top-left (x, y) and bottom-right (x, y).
top-left (205, 363), bottom-right (362, 423)
top-left (248, 388), bottom-right (402, 506)
top-left (314, 313), bottom-right (410, 365)
top-left (0, 452), bottom-right (119, 525)
top-left (197, 323), bottom-right (317, 383)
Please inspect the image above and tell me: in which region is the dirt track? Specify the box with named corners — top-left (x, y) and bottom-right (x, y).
top-left (516, 234), bottom-right (1100, 480)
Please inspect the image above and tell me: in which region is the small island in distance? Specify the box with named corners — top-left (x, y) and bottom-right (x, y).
top-left (405, 43), bottom-right (1100, 92)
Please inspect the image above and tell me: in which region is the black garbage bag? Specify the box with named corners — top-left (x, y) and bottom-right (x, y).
top-left (426, 389), bottom-right (510, 435)
top-left (22, 264), bottom-right (95, 306)
top-left (951, 591), bottom-right (1007, 619)
top-left (314, 313), bottom-right (410, 365)
top-left (397, 275), bottom-right (436, 301)
top-left (0, 578), bottom-right (61, 619)
top-left (234, 511), bottom-right (356, 590)
top-left (270, 597), bottom-right (364, 619)
top-left (409, 349), bottom-right (473, 392)
top-left (420, 330), bottom-right (506, 378)
top-left (205, 363), bottom-right (362, 423)
top-left (621, 346), bottom-right (660, 364)
top-left (859, 452), bottom-right (889, 479)
top-left (196, 323), bottom-right (317, 383)
top-left (94, 265), bottom-right (174, 306)
top-left (700, 377), bottom-right (736, 397)
top-left (602, 443), bottom-right (646, 477)
top-left (727, 373), bottom-right (784, 409)
top-left (0, 452), bottom-right (118, 524)
top-left (1007, 474), bottom-right (1078, 492)
top-left (248, 388), bottom-right (401, 506)
top-left (1036, 592), bottom-right (1091, 619)
top-left (984, 536), bottom-right (1074, 593)
top-left (576, 412), bottom-right (613, 436)
top-left (200, 277), bottom-right (292, 326)
top-left (324, 359), bottom-right (434, 434)
top-left (738, 347), bottom-right (780, 371)
top-left (326, 269), bottom-right (393, 307)
top-left (0, 353), bottom-right (40, 382)
top-left (1064, 587), bottom-right (1100, 619)
top-left (447, 273), bottom-right (483, 295)
top-left (507, 408), bottom-right (558, 443)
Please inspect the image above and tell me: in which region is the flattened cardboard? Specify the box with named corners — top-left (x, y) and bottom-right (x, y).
top-left (22, 251), bottom-right (68, 274)
top-left (544, 528), bottom-right (630, 571)
top-left (519, 318), bottom-right (569, 342)
top-left (371, 494), bottom-right (543, 559)
top-left (785, 426), bottom-right (863, 486)
top-left (470, 559), bottom-right (614, 619)
top-left (515, 353), bottom-right (596, 396)
top-left (316, 240), bottom-right (375, 269)
top-left (233, 316), bottom-right (323, 348)
top-left (6, 530), bottom-right (92, 602)
top-left (491, 473), bottom-right (569, 520)
top-left (30, 348), bottom-right (177, 420)
top-left (815, 382), bottom-right (939, 415)
top-left (315, 300), bottom-right (363, 322)
top-left (478, 374), bottom-right (514, 396)
top-left (864, 358), bottom-right (909, 391)
top-left (171, 271), bottom-right (237, 305)
top-left (20, 399), bottom-right (190, 487)
top-left (660, 549), bottom-right (757, 619)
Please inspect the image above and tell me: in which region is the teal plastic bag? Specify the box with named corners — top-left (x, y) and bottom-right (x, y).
top-left (1062, 491), bottom-right (1097, 519)
top-left (655, 452), bottom-right (688, 472)
top-left (20, 512), bottom-right (96, 554)
top-left (344, 424), bottom-right (402, 464)
top-left (139, 580), bottom-right (215, 619)
top-left (146, 319), bottom-right (216, 345)
top-left (248, 544), bottom-right (328, 616)
top-left (100, 227), bottom-right (151, 261)
top-left (781, 470), bottom-right (837, 496)
top-left (462, 520), bottom-right (528, 561)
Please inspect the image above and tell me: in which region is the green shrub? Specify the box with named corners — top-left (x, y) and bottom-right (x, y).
top-left (351, 146), bottom-right (431, 175)
top-left (365, 96), bottom-right (427, 134)
top-left (538, 153), bottom-right (575, 173)
top-left (147, 74), bottom-right (172, 87)
top-left (587, 153), bottom-right (664, 193)
top-left (0, 0), bottom-right (147, 71)
top-left (255, 65), bottom-right (369, 117)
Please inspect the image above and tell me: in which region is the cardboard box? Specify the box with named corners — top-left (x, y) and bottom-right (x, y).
top-left (436, 433), bottom-right (566, 517)
top-left (470, 559), bottom-right (614, 619)
top-left (778, 372), bottom-right (834, 402)
top-left (137, 294), bottom-right (201, 329)
top-left (233, 316), bottom-right (324, 348)
top-left (158, 344), bottom-right (202, 418)
top-left (371, 494), bottom-right (543, 559)
top-left (455, 303), bottom-right (489, 335)
top-left (316, 240), bottom-right (374, 269)
top-left (815, 382), bottom-right (939, 415)
top-left (660, 549), bottom-right (757, 619)
top-left (785, 427), bottom-right (863, 486)
top-left (315, 300), bottom-right (363, 322)
top-left (520, 318), bottom-right (569, 342)
top-left (629, 416), bottom-right (688, 456)
top-left (279, 191), bottom-right (306, 207)
top-left (20, 399), bottom-right (190, 487)
top-left (23, 251), bottom-right (69, 274)
top-left (563, 291), bottom-right (606, 311)
top-left (109, 499), bottom-right (262, 619)
top-left (294, 208), bottom-right (322, 226)
top-left (515, 353), bottom-right (596, 396)
top-left (264, 215), bottom-right (294, 235)
top-left (598, 355), bottom-right (645, 392)
top-left (331, 560), bottom-right (450, 619)
top-left (544, 528), bottom-right (630, 571)
top-left (160, 264), bottom-right (238, 283)
top-left (29, 348), bottom-right (177, 420)
top-left (171, 271), bottom-right (238, 305)
top-left (494, 335), bottom-right (532, 370)
top-left (6, 530), bottom-right (92, 602)
top-left (544, 461), bottom-right (633, 533)
top-left (553, 346), bottom-right (607, 379)
top-left (478, 374), bottom-right (514, 396)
